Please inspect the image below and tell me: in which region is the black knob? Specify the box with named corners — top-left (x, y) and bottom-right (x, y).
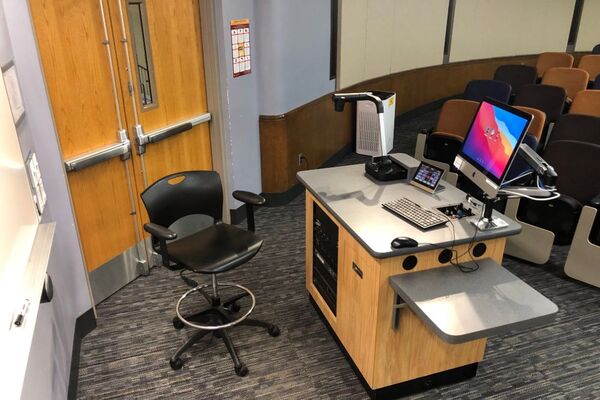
top-left (41, 274), bottom-right (53, 303)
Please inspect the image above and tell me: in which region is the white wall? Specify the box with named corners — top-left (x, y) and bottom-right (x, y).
top-left (451, 0), bottom-right (575, 62)
top-left (575, 0), bottom-right (600, 51)
top-left (255, 0), bottom-right (334, 115)
top-left (215, 0), bottom-right (336, 206)
top-left (1, 0), bottom-right (94, 398)
top-left (215, 1), bottom-right (262, 208)
top-left (338, 0), bottom-right (449, 89)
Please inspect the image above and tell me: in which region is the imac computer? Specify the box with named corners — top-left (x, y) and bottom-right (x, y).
top-left (453, 98), bottom-right (533, 230)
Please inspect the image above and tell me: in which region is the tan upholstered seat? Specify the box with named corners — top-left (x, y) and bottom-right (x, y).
top-left (514, 106), bottom-right (546, 142)
top-left (541, 67), bottom-right (589, 101)
top-left (577, 55), bottom-right (600, 82)
top-left (536, 52), bottom-right (574, 78)
top-left (434, 99), bottom-right (480, 139)
top-left (569, 90), bottom-right (600, 117)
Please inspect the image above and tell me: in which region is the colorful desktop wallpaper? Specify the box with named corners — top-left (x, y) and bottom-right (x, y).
top-left (462, 102), bottom-right (528, 180)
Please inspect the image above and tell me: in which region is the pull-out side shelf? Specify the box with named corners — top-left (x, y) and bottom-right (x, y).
top-left (389, 258), bottom-right (558, 344)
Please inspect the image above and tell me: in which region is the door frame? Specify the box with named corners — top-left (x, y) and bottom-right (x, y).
top-left (199, 0), bottom-right (231, 221)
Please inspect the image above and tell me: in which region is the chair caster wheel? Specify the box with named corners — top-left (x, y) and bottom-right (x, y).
top-left (268, 325), bottom-right (280, 337)
top-left (173, 317), bottom-right (185, 330)
top-left (213, 331), bottom-right (222, 339)
top-left (235, 363), bottom-right (248, 377)
top-left (228, 302), bottom-right (241, 312)
top-left (170, 357), bottom-right (184, 370)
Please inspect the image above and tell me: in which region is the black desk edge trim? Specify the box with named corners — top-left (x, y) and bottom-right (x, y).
top-left (68, 308), bottom-right (97, 400)
top-left (309, 295), bottom-right (478, 399)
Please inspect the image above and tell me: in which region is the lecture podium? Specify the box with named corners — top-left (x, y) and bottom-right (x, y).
top-left (297, 156), bottom-right (557, 399)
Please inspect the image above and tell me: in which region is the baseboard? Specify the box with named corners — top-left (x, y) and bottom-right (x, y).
top-left (67, 308), bottom-right (97, 400)
top-left (261, 143), bottom-right (354, 207)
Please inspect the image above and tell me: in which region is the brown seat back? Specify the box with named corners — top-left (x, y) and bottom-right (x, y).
top-left (541, 67), bottom-right (589, 100)
top-left (536, 52), bottom-right (574, 78)
top-left (577, 55), bottom-right (600, 82)
top-left (435, 99), bottom-right (479, 139)
top-left (514, 106), bottom-right (546, 142)
top-left (569, 90), bottom-right (600, 117)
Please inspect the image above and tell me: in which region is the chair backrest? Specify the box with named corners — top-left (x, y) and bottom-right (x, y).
top-left (493, 64), bottom-right (537, 96)
top-left (141, 170), bottom-right (223, 228)
top-left (513, 84), bottom-right (566, 123)
top-left (514, 106), bottom-right (546, 142)
top-left (541, 67), bottom-right (589, 100)
top-left (435, 99), bottom-right (479, 138)
top-left (543, 140), bottom-right (600, 204)
top-left (593, 44), bottom-right (600, 54)
top-left (536, 52), bottom-right (574, 78)
top-left (569, 90), bottom-right (600, 117)
top-left (595, 75), bottom-right (600, 89)
top-left (546, 113), bottom-right (600, 146)
top-left (463, 79), bottom-right (512, 103)
top-left (577, 55), bottom-right (600, 83)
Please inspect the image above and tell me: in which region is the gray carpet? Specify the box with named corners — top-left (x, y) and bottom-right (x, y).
top-left (77, 111), bottom-right (600, 399)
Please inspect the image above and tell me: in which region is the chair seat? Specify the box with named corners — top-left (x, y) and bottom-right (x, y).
top-left (167, 223), bottom-right (263, 274)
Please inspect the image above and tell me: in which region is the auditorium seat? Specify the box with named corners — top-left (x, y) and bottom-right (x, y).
top-left (463, 79), bottom-right (511, 103)
top-left (541, 67), bottom-right (589, 102)
top-left (536, 52), bottom-right (574, 79)
top-left (569, 90), bottom-right (600, 118)
top-left (577, 55), bottom-right (600, 85)
top-left (493, 64), bottom-right (537, 99)
top-left (545, 113), bottom-right (600, 146)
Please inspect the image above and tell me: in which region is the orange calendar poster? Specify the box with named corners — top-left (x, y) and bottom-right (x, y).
top-left (230, 19), bottom-right (251, 78)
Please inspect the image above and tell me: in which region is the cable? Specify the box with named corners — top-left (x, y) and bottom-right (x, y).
top-left (501, 169), bottom-right (534, 186)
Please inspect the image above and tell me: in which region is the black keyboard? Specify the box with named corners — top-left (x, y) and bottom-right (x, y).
top-left (383, 197), bottom-right (448, 230)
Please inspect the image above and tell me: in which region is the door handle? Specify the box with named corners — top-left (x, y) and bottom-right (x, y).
top-left (64, 139), bottom-right (131, 172)
top-left (135, 112), bottom-right (211, 154)
top-left (352, 263), bottom-right (363, 279)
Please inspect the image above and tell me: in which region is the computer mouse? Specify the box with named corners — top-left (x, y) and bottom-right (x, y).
top-left (391, 236), bottom-right (418, 249)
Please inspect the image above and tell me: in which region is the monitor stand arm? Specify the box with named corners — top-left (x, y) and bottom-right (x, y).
top-left (471, 195), bottom-right (509, 231)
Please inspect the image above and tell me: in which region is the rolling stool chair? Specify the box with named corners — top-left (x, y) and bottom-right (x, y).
top-left (140, 171), bottom-right (280, 376)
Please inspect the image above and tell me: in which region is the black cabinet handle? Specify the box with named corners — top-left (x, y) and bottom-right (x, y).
top-left (41, 273), bottom-right (53, 303)
top-left (352, 263), bottom-right (363, 279)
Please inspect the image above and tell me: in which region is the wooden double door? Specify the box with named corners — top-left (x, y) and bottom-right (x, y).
top-left (30, 0), bottom-right (213, 303)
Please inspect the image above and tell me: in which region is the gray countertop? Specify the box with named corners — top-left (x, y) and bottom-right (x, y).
top-left (297, 157), bottom-right (521, 258)
top-left (389, 258), bottom-right (558, 343)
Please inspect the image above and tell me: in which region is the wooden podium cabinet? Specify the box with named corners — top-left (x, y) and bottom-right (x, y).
top-left (305, 191), bottom-right (507, 393)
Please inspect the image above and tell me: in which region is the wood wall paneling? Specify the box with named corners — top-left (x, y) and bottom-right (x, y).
top-left (260, 94), bottom-right (354, 193)
top-left (259, 55), bottom-right (538, 195)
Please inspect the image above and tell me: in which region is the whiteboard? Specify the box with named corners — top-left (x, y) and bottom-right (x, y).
top-left (575, 0), bottom-right (600, 52)
top-left (0, 63), bottom-right (38, 340)
top-left (450, 0), bottom-right (575, 62)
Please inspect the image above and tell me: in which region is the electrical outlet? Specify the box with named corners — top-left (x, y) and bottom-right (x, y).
top-left (298, 153), bottom-right (305, 166)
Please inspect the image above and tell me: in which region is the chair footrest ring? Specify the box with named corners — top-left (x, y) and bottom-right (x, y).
top-left (175, 282), bottom-right (256, 330)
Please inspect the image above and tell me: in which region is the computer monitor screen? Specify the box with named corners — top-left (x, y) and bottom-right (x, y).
top-left (454, 98), bottom-right (532, 197)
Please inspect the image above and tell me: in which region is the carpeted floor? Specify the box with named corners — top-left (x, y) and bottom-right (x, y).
top-left (76, 110), bottom-right (600, 399)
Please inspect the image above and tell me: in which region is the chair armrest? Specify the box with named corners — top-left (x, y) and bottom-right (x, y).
top-left (144, 222), bottom-right (177, 240)
top-left (589, 194), bottom-right (600, 211)
top-left (233, 190), bottom-right (266, 206)
top-left (232, 190), bottom-right (265, 232)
